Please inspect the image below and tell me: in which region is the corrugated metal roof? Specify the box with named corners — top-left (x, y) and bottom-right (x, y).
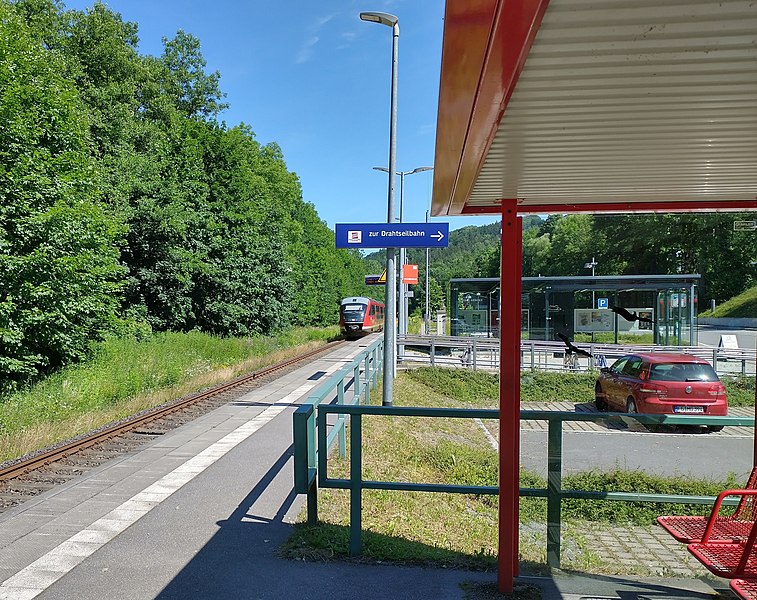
top-left (432, 0), bottom-right (757, 215)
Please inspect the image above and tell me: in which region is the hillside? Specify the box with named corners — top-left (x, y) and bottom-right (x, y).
top-left (700, 285), bottom-right (757, 318)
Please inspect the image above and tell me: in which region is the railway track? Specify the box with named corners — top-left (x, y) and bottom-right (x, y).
top-left (0, 340), bottom-right (345, 513)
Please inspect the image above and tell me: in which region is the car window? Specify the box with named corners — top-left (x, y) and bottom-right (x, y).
top-left (621, 358), bottom-right (643, 378)
top-left (609, 357), bottom-right (628, 374)
top-left (649, 362), bottom-right (719, 382)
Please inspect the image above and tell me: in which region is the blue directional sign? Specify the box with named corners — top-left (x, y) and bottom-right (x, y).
top-left (335, 223), bottom-right (449, 248)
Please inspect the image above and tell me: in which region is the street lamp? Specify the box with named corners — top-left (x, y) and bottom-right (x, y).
top-left (373, 166), bottom-right (433, 353)
top-left (584, 257), bottom-right (598, 343)
top-left (584, 257), bottom-right (598, 307)
top-left (361, 11), bottom-right (399, 407)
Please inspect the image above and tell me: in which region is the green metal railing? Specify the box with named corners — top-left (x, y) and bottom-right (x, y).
top-left (293, 336), bottom-right (383, 525)
top-left (294, 391), bottom-right (755, 568)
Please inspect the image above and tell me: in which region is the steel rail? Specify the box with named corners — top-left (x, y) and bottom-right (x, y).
top-left (0, 340), bottom-right (345, 482)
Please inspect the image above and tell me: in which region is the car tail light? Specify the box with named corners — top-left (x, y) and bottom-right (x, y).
top-left (640, 383), bottom-right (668, 398)
top-left (708, 383), bottom-right (726, 396)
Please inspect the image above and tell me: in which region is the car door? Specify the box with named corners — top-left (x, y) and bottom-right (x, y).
top-left (618, 356), bottom-right (644, 406)
top-left (602, 357), bottom-right (629, 411)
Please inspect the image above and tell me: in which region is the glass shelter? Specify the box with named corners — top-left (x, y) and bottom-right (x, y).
top-left (449, 274), bottom-right (700, 345)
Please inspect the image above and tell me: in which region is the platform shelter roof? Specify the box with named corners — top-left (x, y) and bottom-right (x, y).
top-left (431, 0), bottom-right (757, 217)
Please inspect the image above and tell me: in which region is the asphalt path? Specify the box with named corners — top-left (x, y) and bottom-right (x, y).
top-left (520, 424), bottom-right (754, 481)
top-left (697, 324), bottom-right (755, 350)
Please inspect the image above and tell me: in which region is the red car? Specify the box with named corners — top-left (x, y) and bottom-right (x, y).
top-left (595, 352), bottom-right (727, 432)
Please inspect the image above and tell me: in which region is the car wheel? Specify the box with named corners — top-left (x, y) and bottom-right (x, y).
top-left (594, 383), bottom-right (608, 411)
top-left (707, 425), bottom-right (724, 433)
top-left (627, 398), bottom-right (662, 432)
top-left (626, 398), bottom-right (651, 431)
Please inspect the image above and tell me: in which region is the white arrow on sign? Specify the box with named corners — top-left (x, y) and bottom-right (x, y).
top-left (431, 231), bottom-right (445, 242)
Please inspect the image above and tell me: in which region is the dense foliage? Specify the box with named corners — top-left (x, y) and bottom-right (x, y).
top-left (0, 0), bottom-right (371, 392)
top-left (404, 213), bottom-right (757, 313)
top-left (0, 2), bottom-right (126, 390)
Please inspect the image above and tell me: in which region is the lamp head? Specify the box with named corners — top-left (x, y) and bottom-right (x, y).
top-left (359, 11), bottom-right (399, 27)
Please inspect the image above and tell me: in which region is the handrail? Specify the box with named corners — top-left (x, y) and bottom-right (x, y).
top-left (294, 402), bottom-right (755, 567)
top-left (399, 334), bottom-right (755, 375)
top-left (292, 336), bottom-right (384, 525)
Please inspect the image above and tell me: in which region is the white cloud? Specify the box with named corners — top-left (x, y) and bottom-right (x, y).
top-left (296, 14), bottom-right (336, 64)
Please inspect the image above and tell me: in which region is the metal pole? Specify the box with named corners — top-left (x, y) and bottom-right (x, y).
top-left (383, 19), bottom-right (399, 404)
top-left (398, 172), bottom-right (406, 362)
top-left (498, 200), bottom-right (522, 594)
top-left (425, 210), bottom-right (430, 335)
top-left (360, 12), bottom-right (399, 406)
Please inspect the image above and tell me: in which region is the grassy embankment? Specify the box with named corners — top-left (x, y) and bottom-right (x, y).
top-left (0, 327), bottom-right (339, 463)
top-left (700, 284), bottom-right (757, 318)
top-left (282, 367), bottom-right (753, 576)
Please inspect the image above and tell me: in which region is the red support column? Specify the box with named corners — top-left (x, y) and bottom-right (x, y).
top-left (498, 200), bottom-right (522, 593)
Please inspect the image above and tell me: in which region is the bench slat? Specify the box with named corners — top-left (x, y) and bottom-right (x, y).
top-left (731, 579), bottom-right (757, 600)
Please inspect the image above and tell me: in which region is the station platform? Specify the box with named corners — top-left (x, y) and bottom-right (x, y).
top-left (0, 338), bottom-right (738, 599)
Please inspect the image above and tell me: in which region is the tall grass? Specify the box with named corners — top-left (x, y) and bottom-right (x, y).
top-left (0, 327), bottom-right (338, 462)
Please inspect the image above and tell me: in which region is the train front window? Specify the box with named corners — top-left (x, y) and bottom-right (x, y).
top-left (342, 304), bottom-right (366, 321)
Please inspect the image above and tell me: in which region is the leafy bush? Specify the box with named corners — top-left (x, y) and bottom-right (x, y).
top-left (722, 374), bottom-right (756, 407)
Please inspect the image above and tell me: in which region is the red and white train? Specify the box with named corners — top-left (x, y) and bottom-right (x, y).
top-left (339, 297), bottom-right (385, 339)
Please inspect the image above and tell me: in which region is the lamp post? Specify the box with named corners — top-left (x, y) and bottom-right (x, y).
top-left (373, 166), bottom-right (433, 353)
top-left (360, 11), bottom-right (399, 406)
top-left (584, 257), bottom-right (598, 343)
top-left (584, 257), bottom-right (598, 306)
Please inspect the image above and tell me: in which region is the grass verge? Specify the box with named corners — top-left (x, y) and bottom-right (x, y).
top-left (281, 367), bottom-right (746, 578)
top-left (700, 285), bottom-right (757, 318)
top-left (0, 327), bottom-right (338, 462)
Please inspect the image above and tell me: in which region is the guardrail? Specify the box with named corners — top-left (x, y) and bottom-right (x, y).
top-left (293, 403), bottom-right (755, 568)
top-left (293, 336), bottom-right (383, 524)
top-left (399, 334), bottom-right (755, 376)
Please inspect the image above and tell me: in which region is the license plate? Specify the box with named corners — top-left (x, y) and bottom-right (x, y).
top-left (673, 406), bottom-right (704, 414)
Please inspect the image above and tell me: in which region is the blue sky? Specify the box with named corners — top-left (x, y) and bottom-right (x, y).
top-left (62, 0), bottom-right (500, 232)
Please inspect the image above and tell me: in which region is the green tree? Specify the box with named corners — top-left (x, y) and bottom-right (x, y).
top-left (159, 29), bottom-right (228, 119)
top-left (0, 1), bottom-right (125, 390)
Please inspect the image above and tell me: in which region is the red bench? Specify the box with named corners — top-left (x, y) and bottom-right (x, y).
top-left (732, 579), bottom-right (757, 600)
top-left (657, 468), bottom-right (757, 543)
top-left (687, 490), bottom-right (757, 579)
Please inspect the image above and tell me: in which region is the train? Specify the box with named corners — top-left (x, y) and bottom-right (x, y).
top-left (339, 297), bottom-right (385, 339)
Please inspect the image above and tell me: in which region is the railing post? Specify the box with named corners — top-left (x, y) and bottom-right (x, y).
top-left (712, 349), bottom-right (718, 373)
top-left (547, 418), bottom-right (563, 568)
top-left (353, 363), bottom-right (362, 404)
top-left (431, 338), bottom-right (436, 366)
top-left (364, 352), bottom-right (370, 390)
top-left (364, 354), bottom-right (371, 405)
top-left (349, 412), bottom-right (363, 556)
top-left (337, 379), bottom-right (346, 459)
top-left (472, 339), bottom-right (478, 371)
top-left (293, 404), bottom-right (318, 525)
top-left (530, 341), bottom-right (535, 370)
